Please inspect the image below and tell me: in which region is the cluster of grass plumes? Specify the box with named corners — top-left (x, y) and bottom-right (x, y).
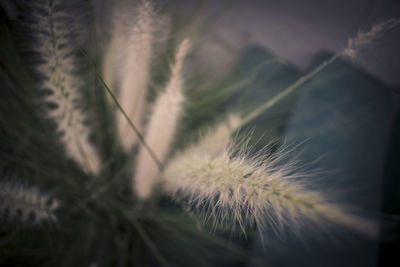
top-left (0, 1), bottom-right (244, 266)
top-left (1, 0), bottom-right (398, 266)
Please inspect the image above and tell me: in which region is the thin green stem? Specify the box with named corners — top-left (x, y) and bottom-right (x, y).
top-left (80, 48), bottom-right (163, 170)
top-left (132, 219), bottom-right (169, 267)
top-left (236, 53), bottom-right (341, 129)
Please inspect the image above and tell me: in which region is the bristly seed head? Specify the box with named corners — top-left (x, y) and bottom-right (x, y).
top-left (0, 179), bottom-right (60, 224)
top-left (162, 137), bottom-right (377, 239)
top-left (30, 0), bottom-right (101, 175)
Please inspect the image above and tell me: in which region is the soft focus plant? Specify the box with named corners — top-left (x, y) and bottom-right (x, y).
top-left (0, 0), bottom-right (398, 266)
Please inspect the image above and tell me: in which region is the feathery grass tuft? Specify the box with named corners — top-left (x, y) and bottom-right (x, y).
top-left (0, 179), bottom-right (59, 224)
top-left (102, 0), bottom-right (155, 152)
top-left (343, 19), bottom-right (400, 59)
top-left (134, 39), bottom-right (190, 198)
top-left (163, 140), bottom-right (377, 238)
top-left (30, 0), bottom-right (101, 175)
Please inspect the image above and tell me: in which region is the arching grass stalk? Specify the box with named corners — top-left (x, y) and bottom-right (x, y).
top-left (237, 19), bottom-right (400, 130)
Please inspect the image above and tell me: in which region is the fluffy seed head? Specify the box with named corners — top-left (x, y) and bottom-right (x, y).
top-left (343, 19), bottom-right (400, 58)
top-left (163, 140), bottom-right (377, 238)
top-left (103, 0), bottom-right (155, 152)
top-left (133, 39), bottom-right (190, 199)
top-left (31, 0), bottom-right (101, 175)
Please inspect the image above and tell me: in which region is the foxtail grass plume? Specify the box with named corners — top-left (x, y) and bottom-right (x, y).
top-left (342, 19), bottom-right (400, 59)
top-left (134, 39), bottom-right (190, 199)
top-left (31, 1), bottom-right (100, 174)
top-left (163, 141), bottom-right (377, 238)
top-left (103, 0), bottom-right (155, 152)
top-left (0, 179), bottom-right (60, 224)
